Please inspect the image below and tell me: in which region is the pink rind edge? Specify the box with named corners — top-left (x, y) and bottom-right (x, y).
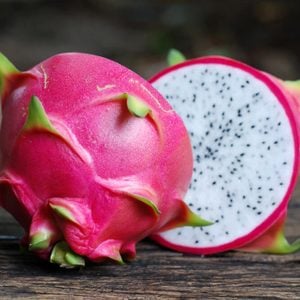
top-left (149, 56), bottom-right (300, 255)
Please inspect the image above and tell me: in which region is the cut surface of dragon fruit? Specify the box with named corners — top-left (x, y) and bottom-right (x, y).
top-left (150, 56), bottom-right (299, 254)
top-left (0, 52), bottom-right (211, 267)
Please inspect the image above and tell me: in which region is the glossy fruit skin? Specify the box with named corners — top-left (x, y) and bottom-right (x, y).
top-left (0, 53), bottom-right (196, 265)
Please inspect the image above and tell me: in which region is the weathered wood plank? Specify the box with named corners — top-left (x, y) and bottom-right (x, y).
top-left (0, 184), bottom-right (299, 299)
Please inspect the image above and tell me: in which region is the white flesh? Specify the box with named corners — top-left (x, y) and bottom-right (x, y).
top-left (153, 63), bottom-right (295, 248)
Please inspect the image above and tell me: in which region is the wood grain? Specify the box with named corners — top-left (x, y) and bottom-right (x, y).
top-left (0, 190), bottom-right (299, 299)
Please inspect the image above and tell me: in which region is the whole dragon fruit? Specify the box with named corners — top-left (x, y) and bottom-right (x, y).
top-left (0, 52), bottom-right (210, 267)
top-left (150, 55), bottom-right (300, 255)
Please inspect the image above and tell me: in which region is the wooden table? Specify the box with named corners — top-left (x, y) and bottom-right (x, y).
top-left (1, 189), bottom-right (299, 299)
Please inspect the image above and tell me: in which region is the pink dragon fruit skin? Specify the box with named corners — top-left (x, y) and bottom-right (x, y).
top-left (0, 52), bottom-right (211, 267)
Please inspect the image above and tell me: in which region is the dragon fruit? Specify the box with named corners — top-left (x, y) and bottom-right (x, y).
top-left (0, 52), bottom-right (211, 267)
top-left (150, 55), bottom-right (300, 255)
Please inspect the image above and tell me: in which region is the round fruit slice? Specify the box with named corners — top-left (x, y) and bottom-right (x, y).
top-left (150, 56), bottom-right (300, 254)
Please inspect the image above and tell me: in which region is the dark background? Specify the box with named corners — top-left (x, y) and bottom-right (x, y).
top-left (1, 0), bottom-right (300, 80)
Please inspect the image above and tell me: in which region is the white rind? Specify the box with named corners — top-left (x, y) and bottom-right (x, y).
top-left (153, 63), bottom-right (295, 248)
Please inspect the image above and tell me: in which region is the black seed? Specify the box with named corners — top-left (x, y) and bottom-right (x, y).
top-left (195, 240), bottom-right (199, 244)
top-left (246, 144), bottom-right (251, 147)
top-left (197, 207), bottom-right (201, 211)
top-left (225, 231), bottom-right (229, 235)
top-left (267, 146), bottom-right (271, 150)
top-left (177, 232), bottom-right (182, 235)
top-left (277, 122), bottom-right (281, 126)
top-left (257, 212), bottom-right (262, 215)
top-left (251, 125), bottom-right (255, 129)
top-left (189, 80), bottom-right (193, 83)
top-left (205, 131), bottom-right (210, 136)
top-left (212, 181), bottom-right (216, 185)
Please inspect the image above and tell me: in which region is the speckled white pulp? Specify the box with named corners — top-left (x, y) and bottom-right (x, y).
top-left (153, 63), bottom-right (295, 248)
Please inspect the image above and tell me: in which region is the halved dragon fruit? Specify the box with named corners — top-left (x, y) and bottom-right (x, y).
top-left (0, 52), bottom-right (210, 267)
top-left (150, 55), bottom-right (300, 255)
